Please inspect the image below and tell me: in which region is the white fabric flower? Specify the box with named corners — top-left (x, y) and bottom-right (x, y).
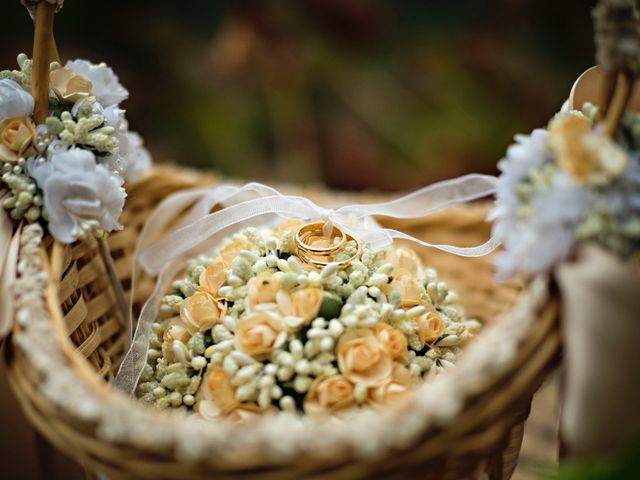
top-left (120, 131), bottom-right (152, 181)
top-left (489, 129), bottom-right (592, 280)
top-left (29, 148), bottom-right (126, 243)
top-left (97, 104), bottom-right (152, 179)
top-left (0, 79), bottom-right (34, 122)
top-left (66, 59), bottom-right (129, 107)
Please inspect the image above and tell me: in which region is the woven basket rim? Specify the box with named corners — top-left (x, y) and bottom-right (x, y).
top-left (8, 196), bottom-right (557, 471)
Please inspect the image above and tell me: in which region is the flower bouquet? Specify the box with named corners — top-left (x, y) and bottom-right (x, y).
top-left (0, 55), bottom-right (150, 241)
top-left (134, 219), bottom-right (480, 418)
top-left (0, 22), bottom-right (152, 336)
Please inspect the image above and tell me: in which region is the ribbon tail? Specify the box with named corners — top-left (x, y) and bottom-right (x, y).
top-left (337, 174), bottom-right (497, 219)
top-left (377, 228), bottom-right (501, 257)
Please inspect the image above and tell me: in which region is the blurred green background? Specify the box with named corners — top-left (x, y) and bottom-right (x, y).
top-left (1, 0), bottom-right (597, 190)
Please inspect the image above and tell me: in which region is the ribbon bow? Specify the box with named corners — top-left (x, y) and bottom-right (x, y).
top-left (137, 173), bottom-right (500, 276)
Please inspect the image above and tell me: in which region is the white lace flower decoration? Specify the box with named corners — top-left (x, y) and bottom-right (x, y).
top-left (66, 59), bottom-right (129, 107)
top-left (29, 148), bottom-right (126, 243)
top-left (0, 79), bottom-right (34, 121)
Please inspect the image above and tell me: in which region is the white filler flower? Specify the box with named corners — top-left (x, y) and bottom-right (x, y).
top-left (30, 148), bottom-right (126, 243)
top-left (0, 79), bottom-right (34, 121)
top-left (66, 59), bottom-right (129, 107)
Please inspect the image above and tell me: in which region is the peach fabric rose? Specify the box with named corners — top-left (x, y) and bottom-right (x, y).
top-left (374, 323), bottom-right (408, 362)
top-left (199, 257), bottom-right (227, 296)
top-left (277, 288), bottom-right (323, 324)
top-left (220, 240), bottom-right (253, 267)
top-left (389, 275), bottom-right (424, 307)
top-left (226, 404), bottom-right (271, 423)
top-left (337, 328), bottom-right (392, 387)
top-left (548, 113), bottom-right (628, 185)
top-left (0, 116), bottom-right (36, 163)
top-left (49, 67), bottom-right (93, 104)
top-left (368, 363), bottom-right (412, 409)
top-left (195, 368), bottom-right (237, 419)
top-left (180, 291), bottom-right (225, 334)
top-left (246, 272), bottom-right (281, 309)
top-left (161, 321), bottom-right (191, 362)
top-left (234, 311), bottom-right (284, 360)
top-left (388, 247), bottom-right (423, 278)
top-left (416, 310), bottom-right (445, 346)
top-left (304, 375), bottom-right (357, 415)
top-left (277, 219), bottom-right (305, 253)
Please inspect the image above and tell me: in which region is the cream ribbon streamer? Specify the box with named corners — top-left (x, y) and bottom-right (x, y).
top-left (116, 173), bottom-right (499, 393)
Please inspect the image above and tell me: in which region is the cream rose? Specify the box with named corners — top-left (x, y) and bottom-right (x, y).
top-left (161, 321), bottom-right (191, 363)
top-left (416, 310), bottom-right (445, 346)
top-left (246, 272), bottom-right (281, 309)
top-left (220, 240), bottom-right (253, 267)
top-left (304, 375), bottom-right (356, 415)
top-left (226, 404), bottom-right (269, 423)
top-left (49, 67), bottom-right (93, 104)
top-left (195, 368), bottom-right (237, 420)
top-left (388, 247), bottom-right (423, 278)
top-left (199, 257), bottom-right (227, 296)
top-left (389, 275), bottom-right (424, 308)
top-left (234, 311), bottom-right (285, 360)
top-left (277, 219), bottom-right (305, 253)
top-left (548, 113), bottom-right (628, 185)
top-left (180, 291), bottom-right (225, 334)
top-left (374, 323), bottom-right (408, 362)
top-left (277, 288), bottom-right (324, 325)
top-left (368, 363), bottom-right (412, 409)
top-left (337, 328), bottom-right (393, 386)
top-left (0, 116), bottom-right (36, 163)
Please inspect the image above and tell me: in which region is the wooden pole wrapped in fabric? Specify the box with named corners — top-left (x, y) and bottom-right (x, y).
top-left (31, 1), bottom-right (56, 124)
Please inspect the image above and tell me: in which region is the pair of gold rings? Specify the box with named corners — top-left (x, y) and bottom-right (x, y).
top-left (295, 221), bottom-right (361, 268)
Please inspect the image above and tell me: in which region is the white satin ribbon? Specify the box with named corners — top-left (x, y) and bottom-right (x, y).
top-left (138, 174), bottom-right (500, 276)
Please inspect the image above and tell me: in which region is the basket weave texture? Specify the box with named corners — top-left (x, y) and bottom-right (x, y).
top-left (5, 166), bottom-right (560, 480)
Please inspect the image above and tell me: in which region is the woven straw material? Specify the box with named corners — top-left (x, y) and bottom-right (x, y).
top-left (5, 166), bottom-right (560, 480)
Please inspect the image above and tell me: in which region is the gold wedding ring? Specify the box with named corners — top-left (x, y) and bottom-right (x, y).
top-left (295, 221), bottom-right (362, 268)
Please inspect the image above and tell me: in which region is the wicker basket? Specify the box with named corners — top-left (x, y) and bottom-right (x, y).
top-left (3, 165), bottom-right (560, 480)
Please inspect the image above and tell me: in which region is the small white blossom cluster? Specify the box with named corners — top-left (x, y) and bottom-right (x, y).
top-left (0, 54), bottom-right (151, 243)
top-left (137, 220), bottom-right (480, 419)
top-left (490, 104), bottom-right (640, 280)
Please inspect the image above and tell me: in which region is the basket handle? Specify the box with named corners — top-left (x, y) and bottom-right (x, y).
top-left (30, 1), bottom-right (59, 123)
top-left (593, 0), bottom-right (640, 136)
top-left (25, 0), bottom-right (131, 331)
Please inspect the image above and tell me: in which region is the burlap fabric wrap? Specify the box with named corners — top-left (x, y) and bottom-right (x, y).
top-left (557, 245), bottom-right (640, 458)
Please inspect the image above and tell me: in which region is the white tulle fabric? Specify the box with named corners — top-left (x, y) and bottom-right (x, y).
top-left (115, 173), bottom-right (499, 393)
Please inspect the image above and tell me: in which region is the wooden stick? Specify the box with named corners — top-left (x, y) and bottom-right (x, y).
top-left (597, 70), bottom-right (616, 120)
top-left (603, 71), bottom-right (634, 137)
top-left (31, 1), bottom-right (56, 124)
top-left (49, 33), bottom-right (61, 64)
top-left (98, 237), bottom-right (130, 329)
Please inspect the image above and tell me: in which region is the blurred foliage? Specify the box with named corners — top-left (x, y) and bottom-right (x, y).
top-left (550, 437), bottom-right (640, 480)
top-left (0, 0), bottom-right (597, 190)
